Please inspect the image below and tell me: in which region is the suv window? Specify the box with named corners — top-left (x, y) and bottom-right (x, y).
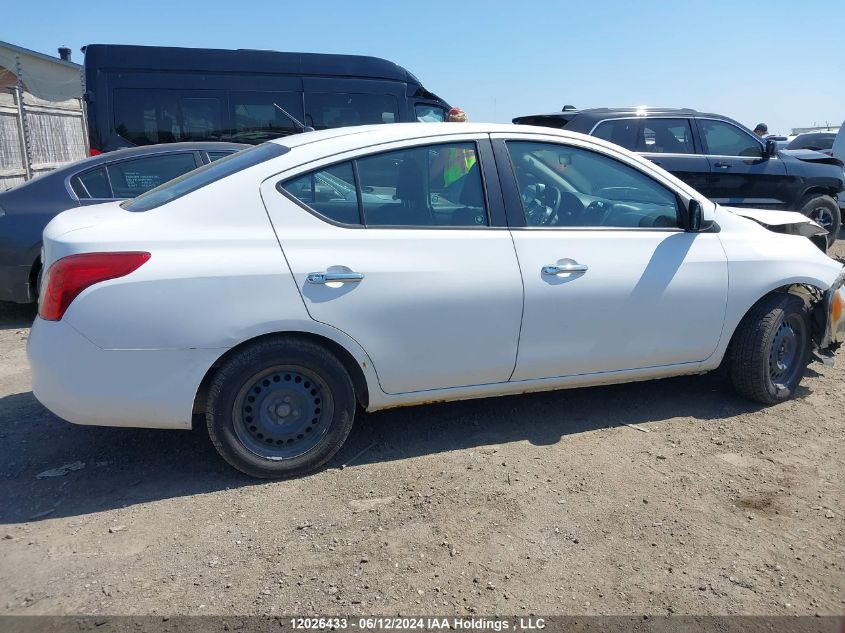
top-left (71, 167), bottom-right (112, 199)
top-left (699, 119), bottom-right (762, 157)
top-left (506, 141), bottom-right (679, 228)
top-left (106, 153), bottom-right (199, 198)
top-left (280, 142), bottom-right (488, 228)
top-left (636, 119), bottom-right (695, 154)
top-left (592, 119), bottom-right (638, 149)
top-left (305, 93), bottom-right (399, 130)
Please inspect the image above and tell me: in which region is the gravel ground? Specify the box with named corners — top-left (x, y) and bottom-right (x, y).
top-left (0, 239), bottom-right (843, 617)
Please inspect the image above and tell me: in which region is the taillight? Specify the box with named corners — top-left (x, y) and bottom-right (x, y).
top-left (39, 252), bottom-right (150, 321)
top-left (89, 147), bottom-right (102, 156)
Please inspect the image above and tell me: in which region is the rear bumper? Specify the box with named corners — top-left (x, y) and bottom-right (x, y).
top-left (27, 317), bottom-right (224, 430)
top-left (0, 263), bottom-right (33, 303)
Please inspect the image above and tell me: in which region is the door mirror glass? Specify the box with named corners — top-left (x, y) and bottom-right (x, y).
top-left (687, 199), bottom-right (705, 231)
top-left (764, 138), bottom-right (779, 159)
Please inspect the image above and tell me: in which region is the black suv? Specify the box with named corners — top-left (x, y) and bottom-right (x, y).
top-left (513, 108), bottom-right (844, 245)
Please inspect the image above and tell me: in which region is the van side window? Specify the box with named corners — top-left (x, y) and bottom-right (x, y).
top-left (114, 89), bottom-right (224, 145)
top-left (230, 91), bottom-right (304, 141)
top-left (415, 104), bottom-right (446, 122)
top-left (305, 93), bottom-right (398, 130)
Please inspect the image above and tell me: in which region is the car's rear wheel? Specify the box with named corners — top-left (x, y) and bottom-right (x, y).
top-left (799, 195), bottom-right (841, 247)
top-left (728, 294), bottom-right (810, 404)
top-left (206, 337), bottom-right (356, 478)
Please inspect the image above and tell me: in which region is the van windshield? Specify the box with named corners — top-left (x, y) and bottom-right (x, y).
top-left (122, 143), bottom-right (288, 212)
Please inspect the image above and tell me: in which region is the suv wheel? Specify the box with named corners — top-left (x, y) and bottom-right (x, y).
top-left (799, 195), bottom-right (841, 247)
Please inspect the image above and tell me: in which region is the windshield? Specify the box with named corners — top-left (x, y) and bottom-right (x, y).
top-left (122, 143), bottom-right (288, 212)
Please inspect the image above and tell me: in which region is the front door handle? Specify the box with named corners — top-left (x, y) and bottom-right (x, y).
top-left (542, 263), bottom-right (588, 275)
top-left (306, 272), bottom-right (365, 284)
top-left (713, 162), bottom-right (732, 169)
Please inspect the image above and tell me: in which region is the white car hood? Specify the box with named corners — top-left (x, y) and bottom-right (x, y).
top-left (722, 206), bottom-right (827, 238)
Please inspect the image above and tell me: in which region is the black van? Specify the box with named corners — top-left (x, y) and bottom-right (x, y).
top-left (83, 44), bottom-right (450, 154)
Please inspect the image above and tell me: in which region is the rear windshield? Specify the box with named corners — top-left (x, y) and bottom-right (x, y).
top-left (122, 143), bottom-right (288, 212)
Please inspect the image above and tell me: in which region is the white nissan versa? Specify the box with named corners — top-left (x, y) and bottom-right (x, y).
top-left (27, 123), bottom-right (845, 478)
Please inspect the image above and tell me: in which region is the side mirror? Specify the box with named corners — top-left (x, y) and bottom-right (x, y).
top-left (686, 199), bottom-right (711, 232)
top-left (764, 138), bottom-right (779, 159)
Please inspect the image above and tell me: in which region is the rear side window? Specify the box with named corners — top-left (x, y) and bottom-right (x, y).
top-left (71, 167), bottom-right (112, 199)
top-left (280, 142), bottom-right (488, 228)
top-left (305, 93), bottom-right (398, 130)
top-left (699, 119), bottom-right (762, 157)
top-left (123, 142), bottom-right (288, 212)
top-left (207, 151), bottom-right (233, 162)
top-left (592, 119), bottom-right (638, 149)
top-left (637, 119), bottom-right (695, 154)
top-left (106, 153), bottom-right (199, 198)
top-left (282, 162), bottom-right (361, 225)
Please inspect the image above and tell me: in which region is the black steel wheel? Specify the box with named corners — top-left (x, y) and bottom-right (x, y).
top-left (206, 337), bottom-right (356, 478)
top-left (729, 293), bottom-right (810, 404)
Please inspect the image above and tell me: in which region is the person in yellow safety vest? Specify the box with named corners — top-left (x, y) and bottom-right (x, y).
top-left (441, 107), bottom-right (477, 187)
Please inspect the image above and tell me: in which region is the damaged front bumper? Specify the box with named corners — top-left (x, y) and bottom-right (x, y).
top-left (815, 268), bottom-right (845, 353)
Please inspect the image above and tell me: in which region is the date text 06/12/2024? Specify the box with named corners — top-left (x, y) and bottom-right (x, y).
top-left (290, 617), bottom-right (546, 630)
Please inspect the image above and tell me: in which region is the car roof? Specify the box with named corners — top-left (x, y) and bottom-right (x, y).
top-left (513, 107), bottom-right (729, 124)
top-left (273, 122), bottom-right (540, 149)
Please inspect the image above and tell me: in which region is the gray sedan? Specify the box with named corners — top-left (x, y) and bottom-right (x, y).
top-left (0, 142), bottom-right (247, 303)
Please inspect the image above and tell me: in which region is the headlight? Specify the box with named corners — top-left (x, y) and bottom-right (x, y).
top-left (820, 269), bottom-right (845, 349)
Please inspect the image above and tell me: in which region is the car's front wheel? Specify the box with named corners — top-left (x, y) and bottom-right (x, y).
top-left (799, 195), bottom-right (841, 247)
top-left (728, 294), bottom-right (811, 404)
top-left (206, 337), bottom-right (356, 478)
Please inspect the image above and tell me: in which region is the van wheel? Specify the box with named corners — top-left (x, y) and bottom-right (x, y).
top-left (206, 337), bottom-right (356, 478)
top-left (728, 294), bottom-right (810, 404)
top-left (800, 195), bottom-right (840, 246)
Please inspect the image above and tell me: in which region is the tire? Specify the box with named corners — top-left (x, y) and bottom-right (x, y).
top-left (728, 293), bottom-right (811, 405)
top-left (206, 337), bottom-right (356, 479)
top-left (799, 195), bottom-right (840, 247)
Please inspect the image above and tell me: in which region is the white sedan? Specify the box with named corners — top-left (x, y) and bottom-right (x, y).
top-left (27, 123), bottom-right (845, 478)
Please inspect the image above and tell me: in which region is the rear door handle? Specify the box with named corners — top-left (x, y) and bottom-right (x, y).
top-left (713, 162), bottom-right (732, 169)
top-left (306, 272), bottom-right (365, 284)
top-left (542, 263), bottom-right (588, 275)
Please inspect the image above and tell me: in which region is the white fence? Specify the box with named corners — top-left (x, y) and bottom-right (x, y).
top-left (0, 87), bottom-right (87, 191)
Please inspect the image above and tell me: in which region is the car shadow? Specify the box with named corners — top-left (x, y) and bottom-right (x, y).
top-left (0, 372), bottom-right (779, 525)
top-left (0, 301), bottom-right (36, 331)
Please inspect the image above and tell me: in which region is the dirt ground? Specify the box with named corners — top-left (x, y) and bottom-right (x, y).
top-left (0, 239), bottom-right (843, 617)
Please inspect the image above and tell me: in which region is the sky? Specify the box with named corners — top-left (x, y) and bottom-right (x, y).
top-left (4, 0), bottom-right (844, 136)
